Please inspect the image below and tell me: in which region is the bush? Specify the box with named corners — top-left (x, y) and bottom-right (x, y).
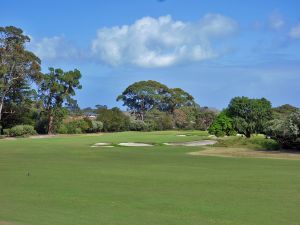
top-left (195, 108), bottom-right (217, 130)
top-left (144, 110), bottom-right (174, 131)
top-left (129, 119), bottom-right (148, 131)
top-left (5, 125), bottom-right (37, 137)
top-left (265, 111), bottom-right (300, 149)
top-left (58, 119), bottom-right (90, 134)
top-left (88, 120), bottom-right (103, 133)
top-left (173, 109), bottom-right (189, 129)
top-left (208, 112), bottom-right (236, 137)
top-left (97, 107), bottom-right (130, 132)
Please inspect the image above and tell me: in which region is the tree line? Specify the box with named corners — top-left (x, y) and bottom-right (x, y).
top-left (1, 26), bottom-right (299, 149)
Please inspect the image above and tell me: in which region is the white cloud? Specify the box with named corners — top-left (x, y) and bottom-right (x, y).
top-left (268, 12), bottom-right (285, 30)
top-left (28, 36), bottom-right (80, 61)
top-left (289, 24), bottom-right (300, 39)
top-left (91, 14), bottom-right (238, 67)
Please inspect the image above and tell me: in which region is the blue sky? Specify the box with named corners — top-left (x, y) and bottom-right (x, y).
top-left (1, 0), bottom-right (300, 109)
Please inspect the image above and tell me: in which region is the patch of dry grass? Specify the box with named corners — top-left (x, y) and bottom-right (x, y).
top-left (189, 147), bottom-right (300, 160)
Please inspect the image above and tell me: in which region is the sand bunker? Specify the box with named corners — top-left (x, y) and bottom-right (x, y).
top-left (91, 142), bottom-right (114, 148)
top-left (94, 143), bottom-right (111, 146)
top-left (164, 140), bottom-right (217, 146)
top-left (118, 142), bottom-right (154, 147)
top-left (189, 147), bottom-right (300, 160)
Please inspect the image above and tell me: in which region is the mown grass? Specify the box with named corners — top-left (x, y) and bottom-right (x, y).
top-left (0, 131), bottom-right (300, 225)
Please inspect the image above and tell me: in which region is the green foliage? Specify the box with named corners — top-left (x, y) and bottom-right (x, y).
top-left (97, 107), bottom-right (130, 132)
top-left (167, 88), bottom-right (195, 112)
top-left (173, 109), bottom-right (189, 129)
top-left (265, 110), bottom-right (300, 148)
top-left (58, 119), bottom-right (92, 134)
top-left (88, 120), bottom-right (103, 133)
top-left (117, 80), bottom-right (195, 119)
top-left (208, 112), bottom-right (236, 137)
top-left (117, 80), bottom-right (170, 119)
top-left (195, 107), bottom-right (217, 130)
top-left (39, 67), bottom-right (82, 134)
top-left (144, 109), bottom-right (174, 131)
top-left (228, 96), bottom-right (273, 137)
top-left (0, 26), bottom-right (42, 124)
top-left (214, 135), bottom-right (280, 150)
top-left (129, 119), bottom-right (148, 131)
top-left (272, 104), bottom-right (298, 119)
top-left (4, 125), bottom-right (37, 137)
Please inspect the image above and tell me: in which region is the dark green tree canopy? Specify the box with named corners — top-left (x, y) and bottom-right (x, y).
top-left (167, 88), bottom-right (195, 112)
top-left (117, 80), bottom-right (169, 115)
top-left (208, 112), bottom-right (236, 137)
top-left (227, 96), bottom-right (273, 137)
top-left (272, 104), bottom-right (299, 119)
top-left (117, 80), bottom-right (195, 120)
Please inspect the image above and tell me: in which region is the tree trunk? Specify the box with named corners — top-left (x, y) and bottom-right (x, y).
top-left (0, 96), bottom-right (4, 123)
top-left (48, 114), bottom-right (54, 135)
top-left (245, 131), bottom-right (251, 138)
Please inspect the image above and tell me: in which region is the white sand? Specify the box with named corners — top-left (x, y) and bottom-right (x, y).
top-left (118, 142), bottom-right (154, 147)
top-left (93, 143), bottom-right (111, 146)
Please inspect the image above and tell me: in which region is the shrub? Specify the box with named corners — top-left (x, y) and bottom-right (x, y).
top-left (144, 110), bottom-right (174, 131)
top-left (88, 120), bottom-right (103, 133)
top-left (265, 111), bottom-right (300, 149)
top-left (208, 112), bottom-right (236, 137)
top-left (195, 108), bottom-right (217, 130)
top-left (129, 119), bottom-right (148, 131)
top-left (57, 124), bottom-right (68, 134)
top-left (5, 125), bottom-right (37, 137)
top-left (58, 119), bottom-right (90, 134)
top-left (173, 109), bottom-right (189, 129)
top-left (97, 107), bottom-right (130, 132)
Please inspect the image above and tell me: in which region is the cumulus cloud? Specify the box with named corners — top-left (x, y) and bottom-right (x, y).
top-left (28, 36), bottom-right (81, 61)
top-left (268, 12), bottom-right (285, 30)
top-left (91, 14), bottom-right (238, 67)
top-left (289, 24), bottom-right (300, 39)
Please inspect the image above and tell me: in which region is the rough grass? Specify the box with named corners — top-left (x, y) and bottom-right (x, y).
top-left (0, 131), bottom-right (300, 225)
top-left (214, 135), bottom-right (280, 150)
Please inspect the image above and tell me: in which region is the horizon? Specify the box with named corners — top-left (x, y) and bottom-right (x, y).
top-left (1, 0), bottom-right (299, 109)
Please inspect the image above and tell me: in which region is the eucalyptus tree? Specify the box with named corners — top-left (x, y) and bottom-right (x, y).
top-left (0, 26), bottom-right (41, 124)
top-left (39, 68), bottom-right (82, 134)
top-left (117, 80), bottom-right (196, 120)
top-left (117, 80), bottom-right (170, 120)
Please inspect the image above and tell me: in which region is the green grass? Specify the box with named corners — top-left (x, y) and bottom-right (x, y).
top-left (215, 135), bottom-right (280, 150)
top-left (0, 131), bottom-right (300, 225)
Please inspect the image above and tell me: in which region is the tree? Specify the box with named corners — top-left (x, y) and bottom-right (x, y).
top-left (265, 110), bottom-right (300, 149)
top-left (1, 87), bottom-right (39, 128)
top-left (227, 97), bottom-right (272, 137)
top-left (0, 26), bottom-right (41, 125)
top-left (195, 107), bottom-right (218, 130)
top-left (117, 80), bottom-right (170, 120)
top-left (167, 88), bottom-right (195, 113)
top-left (208, 112), bottom-right (236, 137)
top-left (39, 68), bottom-right (82, 134)
top-left (173, 109), bottom-right (189, 129)
top-left (272, 104), bottom-right (298, 119)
